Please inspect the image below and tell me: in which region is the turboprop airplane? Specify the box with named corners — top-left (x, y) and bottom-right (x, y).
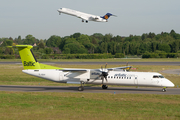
top-left (57, 8), bottom-right (116, 23)
top-left (10, 45), bottom-right (174, 92)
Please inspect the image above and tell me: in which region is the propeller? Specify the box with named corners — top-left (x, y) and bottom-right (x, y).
top-left (99, 63), bottom-right (109, 84)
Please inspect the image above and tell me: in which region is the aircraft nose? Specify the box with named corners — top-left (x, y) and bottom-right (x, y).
top-left (169, 81), bottom-right (175, 87)
top-left (163, 79), bottom-right (175, 87)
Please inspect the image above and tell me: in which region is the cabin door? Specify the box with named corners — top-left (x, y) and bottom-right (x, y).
top-left (59, 72), bottom-right (63, 80)
top-left (134, 76), bottom-right (138, 85)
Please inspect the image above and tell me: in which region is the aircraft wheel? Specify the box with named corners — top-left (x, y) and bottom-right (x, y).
top-left (162, 88), bottom-right (166, 92)
top-left (78, 86), bottom-right (84, 91)
top-left (102, 85), bottom-right (108, 89)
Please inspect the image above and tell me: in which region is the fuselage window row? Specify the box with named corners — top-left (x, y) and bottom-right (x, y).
top-left (107, 76), bottom-right (132, 80)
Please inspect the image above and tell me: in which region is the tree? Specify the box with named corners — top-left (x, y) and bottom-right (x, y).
top-left (170, 41), bottom-right (179, 53)
top-left (99, 42), bottom-right (107, 53)
top-left (63, 48), bottom-right (70, 54)
top-left (71, 33), bottom-right (81, 39)
top-left (23, 35), bottom-right (35, 45)
top-left (158, 43), bottom-right (171, 53)
top-left (63, 42), bottom-right (87, 54)
top-left (44, 48), bottom-right (53, 54)
top-left (46, 35), bottom-right (61, 47)
top-left (38, 42), bottom-right (45, 49)
top-left (103, 33), bottom-right (113, 42)
top-left (77, 34), bottom-right (90, 45)
top-left (151, 42), bottom-right (157, 52)
top-left (148, 32), bottom-right (156, 39)
top-left (141, 33), bottom-right (147, 40)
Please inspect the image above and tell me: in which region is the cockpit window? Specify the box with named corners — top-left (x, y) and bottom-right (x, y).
top-left (153, 75), bottom-right (164, 78)
top-left (159, 75), bottom-right (164, 78)
top-left (153, 76), bottom-right (159, 78)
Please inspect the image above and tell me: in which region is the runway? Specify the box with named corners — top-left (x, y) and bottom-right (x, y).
top-left (0, 85), bottom-right (179, 95)
top-left (1, 61), bottom-right (180, 65)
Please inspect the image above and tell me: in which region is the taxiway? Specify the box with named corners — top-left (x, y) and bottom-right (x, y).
top-left (0, 85), bottom-right (179, 95)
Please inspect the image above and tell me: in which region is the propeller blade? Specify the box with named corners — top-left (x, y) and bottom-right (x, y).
top-left (105, 63), bottom-right (107, 69)
top-left (101, 76), bottom-right (104, 84)
top-left (105, 76), bottom-right (108, 82)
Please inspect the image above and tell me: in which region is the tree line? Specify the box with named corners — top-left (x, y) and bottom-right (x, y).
top-left (0, 30), bottom-right (180, 59)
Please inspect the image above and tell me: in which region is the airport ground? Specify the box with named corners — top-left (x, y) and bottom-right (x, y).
top-left (0, 59), bottom-right (180, 119)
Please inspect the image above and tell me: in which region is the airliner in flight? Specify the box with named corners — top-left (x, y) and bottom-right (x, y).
top-left (10, 45), bottom-right (174, 92)
top-left (57, 8), bottom-right (116, 23)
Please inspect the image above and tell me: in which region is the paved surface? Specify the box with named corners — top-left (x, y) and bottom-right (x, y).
top-left (1, 62), bottom-right (180, 65)
top-left (162, 69), bottom-right (180, 75)
top-left (0, 85), bottom-right (179, 95)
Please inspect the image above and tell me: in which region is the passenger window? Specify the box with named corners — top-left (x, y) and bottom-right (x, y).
top-left (127, 77), bottom-right (128, 79)
top-left (130, 77), bottom-right (131, 79)
top-left (135, 77), bottom-right (137, 79)
top-left (111, 76), bottom-right (113, 78)
top-left (108, 76), bottom-right (110, 78)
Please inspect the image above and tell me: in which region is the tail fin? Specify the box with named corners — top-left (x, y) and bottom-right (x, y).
top-left (101, 13), bottom-right (116, 20)
top-left (10, 45), bottom-right (60, 70)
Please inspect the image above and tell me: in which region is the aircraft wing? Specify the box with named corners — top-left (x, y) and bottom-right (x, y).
top-left (94, 66), bottom-right (132, 72)
top-left (107, 66), bottom-right (132, 71)
top-left (63, 69), bottom-right (88, 73)
top-left (77, 15), bottom-right (89, 21)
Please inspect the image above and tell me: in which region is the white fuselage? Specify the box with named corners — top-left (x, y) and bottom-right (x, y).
top-left (57, 8), bottom-right (107, 22)
top-left (22, 69), bottom-right (174, 88)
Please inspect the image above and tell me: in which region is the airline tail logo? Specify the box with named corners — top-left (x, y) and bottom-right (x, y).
top-left (23, 61), bottom-right (35, 66)
top-left (104, 15), bottom-right (109, 20)
top-left (102, 13), bottom-right (113, 20)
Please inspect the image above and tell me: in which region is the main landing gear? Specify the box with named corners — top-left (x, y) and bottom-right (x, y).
top-left (102, 85), bottom-right (108, 89)
top-left (162, 87), bottom-right (167, 92)
top-left (78, 82), bottom-right (84, 91)
top-left (81, 20), bottom-right (88, 23)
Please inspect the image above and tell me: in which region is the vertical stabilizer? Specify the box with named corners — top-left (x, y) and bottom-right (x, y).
top-left (101, 13), bottom-right (116, 20)
top-left (11, 45), bottom-right (60, 70)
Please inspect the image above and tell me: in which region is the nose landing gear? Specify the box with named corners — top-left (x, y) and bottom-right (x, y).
top-left (162, 87), bottom-right (167, 92)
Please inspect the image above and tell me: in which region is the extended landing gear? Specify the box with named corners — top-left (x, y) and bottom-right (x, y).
top-left (78, 86), bottom-right (84, 91)
top-left (102, 85), bottom-right (108, 89)
top-left (78, 82), bottom-right (84, 91)
top-left (81, 20), bottom-right (88, 23)
top-left (162, 87), bottom-right (167, 92)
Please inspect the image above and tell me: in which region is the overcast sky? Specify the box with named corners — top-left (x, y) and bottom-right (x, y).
top-left (1, 0), bottom-right (180, 39)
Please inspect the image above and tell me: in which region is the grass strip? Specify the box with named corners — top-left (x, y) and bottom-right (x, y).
top-left (0, 91), bottom-right (179, 120)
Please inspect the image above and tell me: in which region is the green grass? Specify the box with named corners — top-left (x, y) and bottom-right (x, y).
top-left (0, 91), bottom-right (179, 120)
